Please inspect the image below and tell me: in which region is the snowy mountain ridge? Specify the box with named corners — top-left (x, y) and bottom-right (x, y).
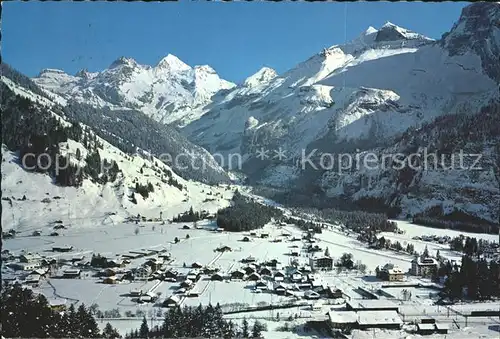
top-left (182, 2), bottom-right (500, 223)
top-left (33, 55), bottom-right (235, 127)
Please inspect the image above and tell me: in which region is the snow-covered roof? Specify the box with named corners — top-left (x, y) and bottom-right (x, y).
top-left (328, 311), bottom-right (357, 324)
top-left (349, 299), bottom-right (399, 310)
top-left (357, 310), bottom-right (402, 325)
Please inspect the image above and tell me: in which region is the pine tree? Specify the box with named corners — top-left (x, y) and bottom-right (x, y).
top-left (251, 320), bottom-right (266, 338)
top-left (139, 316), bottom-right (149, 338)
top-left (103, 322), bottom-right (121, 338)
top-left (423, 245), bottom-right (429, 258)
top-left (324, 247), bottom-right (330, 257)
top-left (242, 317), bottom-right (250, 338)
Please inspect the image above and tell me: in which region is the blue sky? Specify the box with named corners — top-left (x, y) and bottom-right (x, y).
top-left (3, 1), bottom-right (468, 83)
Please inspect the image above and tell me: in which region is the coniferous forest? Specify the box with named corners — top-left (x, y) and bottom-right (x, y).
top-left (0, 282), bottom-right (115, 338)
top-left (216, 191), bottom-right (283, 232)
top-left (126, 304), bottom-right (266, 338)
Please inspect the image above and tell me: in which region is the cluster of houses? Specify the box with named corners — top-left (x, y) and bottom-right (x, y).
top-left (412, 235), bottom-right (451, 244)
top-left (210, 255), bottom-right (343, 300)
top-left (375, 256), bottom-right (440, 282)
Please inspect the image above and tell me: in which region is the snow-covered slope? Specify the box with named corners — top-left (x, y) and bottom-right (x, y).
top-left (33, 55), bottom-right (235, 127)
top-left (1, 141), bottom-right (234, 233)
top-left (2, 68), bottom-right (237, 232)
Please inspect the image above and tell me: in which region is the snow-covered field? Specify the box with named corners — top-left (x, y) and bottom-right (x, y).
top-left (4, 214), bottom-right (500, 338)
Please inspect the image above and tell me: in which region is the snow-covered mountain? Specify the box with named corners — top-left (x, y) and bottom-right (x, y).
top-left (1, 68), bottom-right (236, 232)
top-left (33, 55), bottom-right (235, 127)
top-left (182, 2), bottom-right (500, 222)
top-left (19, 2), bottom-right (500, 224)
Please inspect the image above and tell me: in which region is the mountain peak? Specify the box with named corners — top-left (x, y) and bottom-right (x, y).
top-left (375, 22), bottom-right (432, 42)
top-left (75, 68), bottom-right (98, 80)
top-left (38, 68), bottom-right (67, 77)
top-left (109, 56), bottom-right (138, 69)
top-left (243, 67), bottom-right (278, 87)
top-left (194, 65), bottom-right (216, 74)
top-left (364, 26), bottom-right (378, 35)
top-left (381, 21), bottom-right (397, 29)
top-left (156, 54), bottom-right (191, 72)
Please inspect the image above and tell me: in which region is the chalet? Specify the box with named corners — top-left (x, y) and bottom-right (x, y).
top-left (20, 253), bottom-right (42, 263)
top-left (309, 255), bottom-right (333, 270)
top-left (186, 269), bottom-right (201, 281)
top-left (122, 252), bottom-right (143, 259)
top-left (291, 272), bottom-right (303, 283)
top-left (216, 245), bottom-right (232, 252)
top-left (108, 259), bottom-right (125, 268)
top-left (71, 255), bottom-right (85, 263)
top-left (230, 270), bottom-right (245, 280)
top-left (241, 255), bottom-right (256, 263)
top-left (53, 224), bottom-right (66, 230)
top-left (182, 225), bottom-right (191, 230)
top-left (304, 290), bottom-right (320, 300)
top-left (191, 262), bottom-right (203, 269)
top-left (260, 233), bottom-right (269, 238)
top-left (265, 259), bottom-right (280, 267)
top-left (103, 276), bottom-right (118, 284)
top-left (158, 252), bottom-right (172, 260)
top-left (273, 271), bottom-right (286, 282)
top-left (247, 272), bottom-right (261, 281)
top-left (377, 263), bottom-right (404, 281)
top-left (211, 273), bottom-right (224, 281)
top-left (62, 269), bottom-right (81, 279)
top-left (49, 299), bottom-right (67, 311)
top-left (273, 282), bottom-right (287, 295)
top-left (249, 231), bottom-right (257, 236)
top-left (164, 270), bottom-right (178, 280)
top-left (145, 258), bottom-right (163, 271)
top-left (216, 228), bottom-right (225, 233)
top-left (242, 236), bottom-right (251, 242)
top-left (244, 266), bottom-right (257, 275)
top-left (410, 257), bottom-right (438, 278)
top-left (52, 246), bottom-right (73, 253)
top-left (300, 265), bottom-right (312, 273)
top-left (24, 274), bottom-right (41, 284)
top-left (327, 287), bottom-right (343, 299)
top-left (100, 268), bottom-right (117, 277)
top-left (255, 280), bottom-right (267, 290)
top-left (259, 267), bottom-right (272, 276)
top-left (203, 266), bottom-right (219, 274)
top-left (135, 266), bottom-right (152, 279)
top-left (163, 295), bottom-right (181, 307)
top-left (130, 289), bottom-right (143, 297)
top-left (174, 288), bottom-right (186, 294)
top-left (50, 232), bottom-right (59, 236)
top-left (186, 290), bottom-right (201, 297)
top-left (32, 231), bottom-right (42, 236)
top-left (180, 279), bottom-right (193, 288)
